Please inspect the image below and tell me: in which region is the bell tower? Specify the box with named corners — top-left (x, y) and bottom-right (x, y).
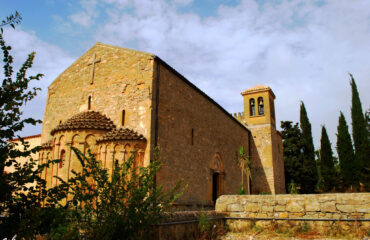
top-left (242, 85), bottom-right (276, 127)
top-left (240, 85), bottom-right (285, 194)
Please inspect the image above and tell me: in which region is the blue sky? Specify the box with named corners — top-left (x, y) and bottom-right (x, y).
top-left (1, 0), bottom-right (369, 151)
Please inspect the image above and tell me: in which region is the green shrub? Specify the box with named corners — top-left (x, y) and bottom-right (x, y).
top-left (48, 147), bottom-right (184, 240)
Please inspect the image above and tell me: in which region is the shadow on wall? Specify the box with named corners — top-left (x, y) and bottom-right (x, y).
top-left (250, 138), bottom-right (271, 194)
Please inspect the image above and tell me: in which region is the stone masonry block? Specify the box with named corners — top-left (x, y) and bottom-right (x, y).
top-left (215, 203), bottom-right (227, 212)
top-left (320, 201), bottom-right (336, 212)
top-left (244, 203), bottom-right (259, 212)
top-left (305, 200), bottom-right (320, 212)
top-left (336, 204), bottom-right (355, 213)
top-left (227, 204), bottom-right (243, 212)
top-left (286, 201), bottom-right (304, 212)
top-left (274, 205), bottom-right (286, 212)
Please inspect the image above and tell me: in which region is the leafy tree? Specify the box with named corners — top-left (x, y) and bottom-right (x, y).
top-left (350, 74), bottom-right (369, 190)
top-left (0, 12), bottom-right (50, 238)
top-left (280, 121), bottom-right (303, 192)
top-left (336, 112), bottom-right (356, 189)
top-left (299, 102), bottom-right (318, 193)
top-left (319, 126), bottom-right (336, 192)
top-left (0, 11), bottom-right (22, 32)
top-left (49, 147), bottom-right (184, 240)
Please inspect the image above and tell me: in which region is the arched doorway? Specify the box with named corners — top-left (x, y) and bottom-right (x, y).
top-left (209, 153), bottom-right (225, 205)
top-left (212, 172), bottom-right (220, 203)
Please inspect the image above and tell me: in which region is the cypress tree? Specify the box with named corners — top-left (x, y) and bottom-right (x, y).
top-left (281, 121), bottom-right (303, 192)
top-left (320, 126), bottom-right (336, 192)
top-left (350, 74), bottom-right (369, 190)
top-left (299, 102), bottom-right (318, 193)
top-left (336, 112), bottom-right (356, 189)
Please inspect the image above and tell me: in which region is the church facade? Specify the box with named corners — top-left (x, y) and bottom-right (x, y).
top-left (33, 43), bottom-right (285, 208)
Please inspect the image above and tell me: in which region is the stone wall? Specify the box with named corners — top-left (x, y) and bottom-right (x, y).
top-left (155, 60), bottom-right (251, 206)
top-left (216, 194), bottom-right (370, 230)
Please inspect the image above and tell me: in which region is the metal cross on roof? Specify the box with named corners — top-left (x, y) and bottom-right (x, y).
top-left (87, 53), bottom-right (101, 84)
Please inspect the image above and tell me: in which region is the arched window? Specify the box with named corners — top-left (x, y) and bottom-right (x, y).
top-left (258, 97), bottom-right (264, 115)
top-left (249, 98), bottom-right (256, 116)
top-left (121, 110), bottom-right (126, 126)
top-left (59, 149), bottom-right (65, 168)
top-left (88, 96), bottom-right (92, 110)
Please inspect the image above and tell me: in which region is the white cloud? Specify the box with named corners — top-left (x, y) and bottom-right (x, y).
top-left (93, 0), bottom-right (370, 149)
top-left (68, 0), bottom-right (99, 27)
top-left (2, 28), bottom-right (75, 136)
top-left (69, 12), bottom-right (93, 27)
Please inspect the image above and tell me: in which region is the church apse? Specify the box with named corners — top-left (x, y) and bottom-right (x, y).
top-left (39, 111), bottom-right (147, 188)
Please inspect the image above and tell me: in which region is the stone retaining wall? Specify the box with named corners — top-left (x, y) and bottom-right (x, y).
top-left (216, 193), bottom-right (370, 219)
top-left (216, 193), bottom-right (370, 232)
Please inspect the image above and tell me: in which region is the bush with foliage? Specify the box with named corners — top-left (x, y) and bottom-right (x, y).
top-left (48, 147), bottom-right (184, 240)
top-left (0, 12), bottom-right (57, 239)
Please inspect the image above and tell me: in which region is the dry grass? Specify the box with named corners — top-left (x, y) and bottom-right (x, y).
top-left (218, 220), bottom-right (370, 240)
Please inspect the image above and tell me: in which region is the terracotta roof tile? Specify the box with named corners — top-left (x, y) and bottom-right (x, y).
top-left (96, 127), bottom-right (145, 143)
top-left (51, 111), bottom-right (115, 135)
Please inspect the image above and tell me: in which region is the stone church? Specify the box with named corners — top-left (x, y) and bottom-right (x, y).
top-left (21, 43), bottom-right (285, 208)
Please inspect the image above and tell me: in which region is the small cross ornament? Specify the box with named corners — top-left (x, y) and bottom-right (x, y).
top-left (87, 53), bottom-right (101, 84)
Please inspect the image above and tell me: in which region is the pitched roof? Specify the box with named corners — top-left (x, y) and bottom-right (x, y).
top-left (96, 128), bottom-right (146, 143)
top-left (51, 111), bottom-right (116, 135)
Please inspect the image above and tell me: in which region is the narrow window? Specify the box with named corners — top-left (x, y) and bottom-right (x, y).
top-left (191, 128), bottom-right (194, 145)
top-left (121, 110), bottom-right (126, 126)
top-left (258, 97), bottom-right (264, 115)
top-left (249, 98), bottom-right (256, 116)
top-left (59, 150), bottom-right (65, 168)
top-left (88, 96), bottom-right (92, 110)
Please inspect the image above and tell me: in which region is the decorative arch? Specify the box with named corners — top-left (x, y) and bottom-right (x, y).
top-left (68, 134), bottom-right (82, 179)
top-left (258, 97), bottom-right (264, 115)
top-left (113, 144), bottom-right (119, 166)
top-left (58, 135), bottom-right (65, 145)
top-left (45, 152), bottom-right (50, 181)
top-left (209, 153), bottom-right (225, 205)
top-left (59, 149), bottom-right (66, 168)
top-left (124, 143), bottom-right (131, 163)
top-left (105, 143), bottom-right (114, 173)
top-left (209, 153), bottom-right (224, 173)
top-left (249, 98), bottom-right (256, 116)
top-left (85, 134), bottom-right (96, 154)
